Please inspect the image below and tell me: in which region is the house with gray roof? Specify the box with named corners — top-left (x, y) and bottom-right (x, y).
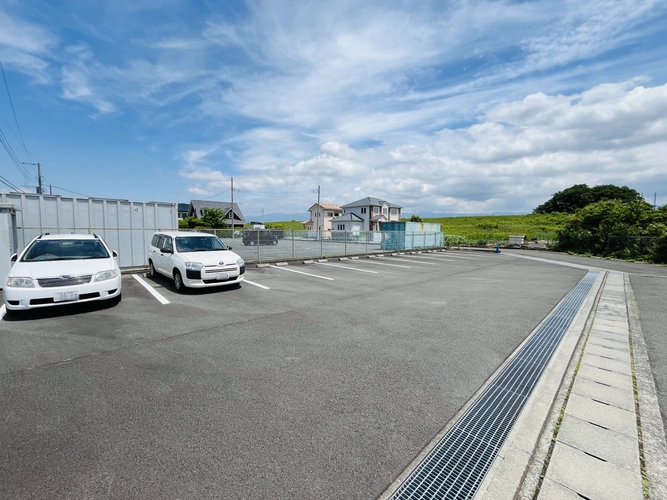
top-left (177, 203), bottom-right (189, 220)
top-left (188, 200), bottom-right (245, 228)
top-left (333, 196), bottom-right (402, 232)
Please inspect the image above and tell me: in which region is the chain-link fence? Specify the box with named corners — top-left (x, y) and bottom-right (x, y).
top-left (16, 228), bottom-right (446, 270)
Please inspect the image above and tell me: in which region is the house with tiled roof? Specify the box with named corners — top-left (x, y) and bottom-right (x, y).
top-left (302, 203), bottom-right (343, 231)
top-left (187, 200), bottom-right (245, 228)
top-left (332, 196), bottom-right (402, 232)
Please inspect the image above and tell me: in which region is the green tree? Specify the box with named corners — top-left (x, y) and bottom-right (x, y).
top-left (200, 208), bottom-right (226, 228)
top-left (178, 217), bottom-right (200, 229)
top-left (555, 199), bottom-right (659, 259)
top-left (409, 214), bottom-right (423, 222)
top-left (651, 233), bottom-right (667, 263)
top-left (534, 184), bottom-right (643, 214)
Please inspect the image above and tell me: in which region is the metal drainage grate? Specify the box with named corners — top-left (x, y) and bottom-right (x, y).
top-left (390, 271), bottom-right (600, 500)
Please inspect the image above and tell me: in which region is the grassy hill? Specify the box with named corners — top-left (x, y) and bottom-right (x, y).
top-left (418, 213), bottom-right (569, 242)
top-left (268, 213), bottom-right (569, 242)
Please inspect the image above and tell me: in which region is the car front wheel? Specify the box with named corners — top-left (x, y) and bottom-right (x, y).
top-left (272, 239), bottom-right (278, 245)
top-left (173, 270), bottom-right (186, 292)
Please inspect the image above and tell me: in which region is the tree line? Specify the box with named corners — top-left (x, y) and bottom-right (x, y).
top-left (534, 184), bottom-right (666, 263)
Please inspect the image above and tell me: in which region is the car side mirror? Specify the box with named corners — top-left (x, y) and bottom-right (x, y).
top-left (112, 250), bottom-right (118, 258)
top-left (161, 247), bottom-right (173, 254)
top-left (10, 253), bottom-right (17, 262)
top-left (227, 246), bottom-right (232, 250)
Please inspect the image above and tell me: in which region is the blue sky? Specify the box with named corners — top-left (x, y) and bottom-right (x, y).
top-left (1, 0), bottom-right (666, 217)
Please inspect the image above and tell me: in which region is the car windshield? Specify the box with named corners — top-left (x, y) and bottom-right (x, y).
top-left (22, 239), bottom-right (110, 261)
top-left (175, 236), bottom-right (227, 252)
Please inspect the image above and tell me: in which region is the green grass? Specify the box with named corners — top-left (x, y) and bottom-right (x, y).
top-left (267, 213), bottom-right (569, 242)
top-left (260, 220), bottom-right (305, 230)
top-left (417, 213), bottom-right (569, 241)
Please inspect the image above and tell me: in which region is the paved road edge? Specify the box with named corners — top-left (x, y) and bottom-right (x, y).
top-left (625, 273), bottom-right (667, 499)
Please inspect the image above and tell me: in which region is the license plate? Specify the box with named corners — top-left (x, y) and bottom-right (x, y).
top-left (215, 273), bottom-right (229, 281)
top-left (54, 291), bottom-right (79, 302)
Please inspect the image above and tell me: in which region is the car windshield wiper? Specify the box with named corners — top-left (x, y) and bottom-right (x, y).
top-left (27, 256), bottom-right (71, 261)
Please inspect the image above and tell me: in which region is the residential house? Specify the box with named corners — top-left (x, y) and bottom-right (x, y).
top-left (332, 197), bottom-right (402, 232)
top-left (188, 200), bottom-right (246, 228)
top-left (302, 203), bottom-right (342, 231)
top-left (177, 203), bottom-right (189, 220)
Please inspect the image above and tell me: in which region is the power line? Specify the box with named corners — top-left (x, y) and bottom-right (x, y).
top-left (0, 60), bottom-right (31, 160)
top-left (0, 126), bottom-right (31, 180)
top-left (0, 172), bottom-right (21, 191)
top-left (242, 192), bottom-right (317, 199)
top-left (201, 188), bottom-right (232, 200)
top-left (50, 184), bottom-right (89, 197)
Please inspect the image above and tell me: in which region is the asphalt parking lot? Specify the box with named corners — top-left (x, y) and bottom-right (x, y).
top-left (1, 250), bottom-right (664, 499)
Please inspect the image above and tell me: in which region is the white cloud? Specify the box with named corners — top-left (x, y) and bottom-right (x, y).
top-left (2, 1), bottom-right (667, 213)
top-left (227, 80), bottom-right (667, 214)
top-left (0, 10), bottom-right (56, 83)
top-left (61, 66), bottom-right (115, 114)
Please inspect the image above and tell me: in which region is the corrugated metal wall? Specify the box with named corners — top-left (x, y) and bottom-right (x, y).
top-left (1, 192), bottom-right (178, 268)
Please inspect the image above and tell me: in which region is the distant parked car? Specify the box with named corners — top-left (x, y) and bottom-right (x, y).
top-left (4, 233), bottom-right (122, 315)
top-left (242, 230), bottom-right (278, 246)
top-left (148, 231), bottom-right (245, 292)
top-left (268, 228), bottom-right (285, 239)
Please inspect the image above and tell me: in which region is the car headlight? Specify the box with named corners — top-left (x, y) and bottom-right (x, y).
top-left (6, 277), bottom-right (34, 288)
top-left (95, 270), bottom-right (118, 282)
top-left (236, 258), bottom-right (245, 267)
top-left (185, 262), bottom-right (203, 270)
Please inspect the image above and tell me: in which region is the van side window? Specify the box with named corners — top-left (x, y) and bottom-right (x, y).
top-left (156, 235), bottom-right (165, 249)
top-left (151, 234), bottom-right (160, 247)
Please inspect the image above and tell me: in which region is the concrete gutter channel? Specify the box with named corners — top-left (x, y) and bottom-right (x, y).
top-left (373, 260), bottom-right (667, 499)
top-left (475, 270), bottom-right (667, 499)
top-left (118, 248), bottom-right (667, 498)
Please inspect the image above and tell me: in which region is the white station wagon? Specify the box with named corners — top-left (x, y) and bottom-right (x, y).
top-left (4, 233), bottom-right (122, 315)
top-left (148, 231), bottom-right (245, 292)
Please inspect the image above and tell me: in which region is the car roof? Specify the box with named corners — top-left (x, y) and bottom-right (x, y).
top-left (38, 233), bottom-right (98, 240)
top-left (155, 231), bottom-right (216, 237)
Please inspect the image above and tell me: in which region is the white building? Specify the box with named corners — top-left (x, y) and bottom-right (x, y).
top-left (302, 203), bottom-right (343, 231)
top-left (332, 197), bottom-right (402, 232)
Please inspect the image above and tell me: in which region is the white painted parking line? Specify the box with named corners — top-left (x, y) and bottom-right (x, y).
top-left (132, 274), bottom-right (170, 304)
top-left (441, 252), bottom-right (477, 259)
top-left (400, 254), bottom-right (458, 262)
top-left (353, 260), bottom-right (412, 269)
top-left (243, 279), bottom-right (270, 290)
top-left (387, 257), bottom-right (436, 265)
top-left (501, 252), bottom-right (606, 271)
top-left (0, 304), bottom-right (6, 319)
top-left (269, 265), bottom-right (334, 280)
top-left (315, 262), bottom-right (378, 273)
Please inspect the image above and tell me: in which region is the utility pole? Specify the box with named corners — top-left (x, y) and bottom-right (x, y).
top-left (231, 177), bottom-right (234, 237)
top-left (316, 185), bottom-right (321, 233)
top-left (22, 161), bottom-right (42, 194)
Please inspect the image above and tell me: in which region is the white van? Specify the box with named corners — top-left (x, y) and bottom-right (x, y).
top-left (147, 231), bottom-right (245, 292)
